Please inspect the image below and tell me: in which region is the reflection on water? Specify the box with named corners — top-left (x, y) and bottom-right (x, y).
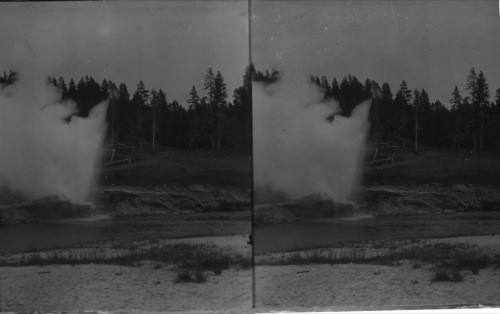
top-left (255, 211), bottom-right (500, 255)
top-left (4, 211), bottom-right (499, 257)
top-left (254, 219), bottom-right (373, 255)
top-left (0, 217), bottom-right (112, 255)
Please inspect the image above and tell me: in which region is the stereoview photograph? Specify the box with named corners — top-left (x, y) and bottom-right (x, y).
top-left (0, 1), bottom-right (252, 311)
top-left (1, 0), bottom-right (500, 313)
top-left (251, 0), bottom-right (500, 310)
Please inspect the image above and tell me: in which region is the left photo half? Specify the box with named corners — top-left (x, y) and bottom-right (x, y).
top-left (0, 1), bottom-right (252, 311)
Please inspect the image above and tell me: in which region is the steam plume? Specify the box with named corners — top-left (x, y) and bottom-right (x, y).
top-left (0, 69), bottom-right (107, 203)
top-left (253, 72), bottom-right (370, 204)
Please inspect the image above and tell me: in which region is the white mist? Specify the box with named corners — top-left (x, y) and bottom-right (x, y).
top-left (0, 70), bottom-right (107, 204)
top-left (253, 73), bottom-right (370, 204)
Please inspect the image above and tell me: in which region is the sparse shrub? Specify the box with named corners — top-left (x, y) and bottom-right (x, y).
top-left (174, 269), bottom-right (207, 283)
top-left (175, 269), bottom-right (193, 283)
top-left (26, 254), bottom-right (45, 265)
top-left (493, 254), bottom-right (500, 270)
top-left (128, 244), bottom-right (139, 251)
top-left (197, 253), bottom-right (232, 271)
top-left (432, 269), bottom-right (450, 282)
top-left (452, 270), bottom-right (464, 282)
top-left (395, 243), bottom-right (491, 273)
top-left (110, 243), bottom-right (124, 250)
top-left (455, 254), bottom-right (490, 272)
top-left (194, 271), bottom-right (207, 283)
top-left (432, 268), bottom-right (464, 283)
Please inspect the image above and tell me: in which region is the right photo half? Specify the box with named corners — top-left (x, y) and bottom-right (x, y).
top-left (251, 0), bottom-right (500, 310)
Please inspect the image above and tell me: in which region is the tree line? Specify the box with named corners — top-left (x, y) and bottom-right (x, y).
top-left (308, 68), bottom-right (500, 152)
top-left (1, 67), bottom-right (252, 153)
top-left (2, 66), bottom-right (499, 152)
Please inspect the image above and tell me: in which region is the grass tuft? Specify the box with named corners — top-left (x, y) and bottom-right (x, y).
top-left (452, 270), bottom-right (464, 282)
top-left (432, 268), bottom-right (464, 283)
top-left (194, 271), bottom-right (207, 283)
top-left (174, 268), bottom-right (208, 283)
top-left (432, 269), bottom-right (450, 282)
top-left (0, 242), bottom-right (252, 284)
top-left (0, 243), bottom-right (250, 273)
top-left (175, 269), bottom-right (194, 283)
top-left (260, 243), bottom-right (493, 275)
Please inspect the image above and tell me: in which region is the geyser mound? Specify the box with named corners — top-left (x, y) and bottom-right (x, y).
top-left (0, 70), bottom-right (108, 208)
top-left (0, 194), bottom-right (95, 225)
top-left (253, 73), bottom-right (370, 206)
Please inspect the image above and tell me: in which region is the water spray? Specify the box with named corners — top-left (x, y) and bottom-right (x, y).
top-left (0, 68), bottom-right (108, 218)
top-left (253, 72), bottom-right (371, 209)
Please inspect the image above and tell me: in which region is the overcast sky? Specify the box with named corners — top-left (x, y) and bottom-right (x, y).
top-left (251, 0), bottom-right (500, 105)
top-left (0, 1), bottom-right (249, 105)
top-left (1, 1), bottom-right (498, 106)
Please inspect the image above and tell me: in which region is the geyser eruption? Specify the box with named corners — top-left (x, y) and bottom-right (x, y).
top-left (0, 70), bottom-right (108, 205)
top-left (253, 72), bottom-right (370, 205)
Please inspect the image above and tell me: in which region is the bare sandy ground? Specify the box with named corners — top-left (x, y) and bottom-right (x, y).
top-left (0, 235), bottom-right (253, 312)
top-left (3, 260), bottom-right (498, 311)
top-left (255, 262), bottom-right (500, 310)
top-left (0, 264), bottom-right (252, 311)
top-left (254, 234), bottom-right (500, 310)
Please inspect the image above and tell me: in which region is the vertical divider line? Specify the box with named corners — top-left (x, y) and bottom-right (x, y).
top-left (248, 0), bottom-right (256, 309)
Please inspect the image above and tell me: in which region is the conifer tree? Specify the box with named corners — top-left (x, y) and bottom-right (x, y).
top-left (380, 83), bottom-right (393, 141)
top-left (466, 68), bottom-right (479, 150)
top-left (214, 71), bottom-right (228, 151)
top-left (57, 77), bottom-right (68, 100)
top-left (331, 78), bottom-right (339, 99)
top-left (68, 79), bottom-right (77, 101)
top-left (187, 86), bottom-right (201, 150)
top-left (130, 81), bottom-right (149, 145)
top-left (476, 71), bottom-right (489, 150)
top-left (106, 80), bottom-right (119, 143)
top-left (450, 86), bottom-right (462, 110)
top-left (413, 89), bottom-right (421, 151)
top-left (320, 76), bottom-right (330, 98)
